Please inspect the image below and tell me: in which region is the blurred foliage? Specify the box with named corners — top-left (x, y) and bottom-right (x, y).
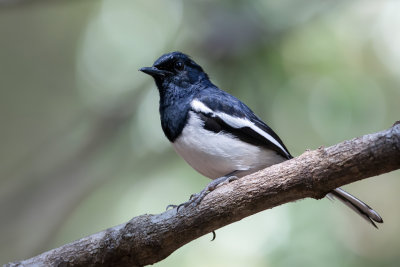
top-left (1, 1), bottom-right (400, 266)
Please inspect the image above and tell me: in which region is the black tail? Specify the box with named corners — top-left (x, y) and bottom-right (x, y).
top-left (327, 188), bottom-right (383, 228)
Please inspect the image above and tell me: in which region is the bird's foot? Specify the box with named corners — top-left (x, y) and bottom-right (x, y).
top-left (166, 200), bottom-right (192, 212)
top-left (165, 172), bottom-right (239, 241)
top-left (166, 172), bottom-right (239, 212)
top-left (165, 194), bottom-right (201, 212)
top-left (188, 175), bottom-right (238, 206)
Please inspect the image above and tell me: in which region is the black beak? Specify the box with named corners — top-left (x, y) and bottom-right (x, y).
top-left (139, 67), bottom-right (170, 78)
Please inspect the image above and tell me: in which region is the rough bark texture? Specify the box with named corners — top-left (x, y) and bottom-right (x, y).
top-left (6, 123), bottom-right (400, 267)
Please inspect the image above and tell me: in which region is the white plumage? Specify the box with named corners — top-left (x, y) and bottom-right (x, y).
top-left (191, 99), bottom-right (290, 157)
top-left (173, 111), bottom-right (285, 179)
top-left (141, 51), bottom-right (383, 227)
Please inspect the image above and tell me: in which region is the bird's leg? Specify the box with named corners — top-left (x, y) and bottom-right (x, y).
top-left (187, 170), bottom-right (241, 208)
top-left (166, 171), bottom-right (240, 211)
top-left (165, 171), bottom-right (240, 241)
top-left (189, 172), bottom-right (239, 206)
top-left (165, 194), bottom-right (200, 211)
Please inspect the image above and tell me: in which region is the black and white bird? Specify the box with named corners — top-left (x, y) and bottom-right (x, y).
top-left (140, 51), bottom-right (383, 228)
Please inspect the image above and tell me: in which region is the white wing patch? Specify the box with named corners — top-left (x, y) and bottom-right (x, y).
top-left (191, 99), bottom-right (213, 114)
top-left (190, 99), bottom-right (289, 157)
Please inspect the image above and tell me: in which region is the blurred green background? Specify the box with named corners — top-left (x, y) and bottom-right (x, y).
top-left (1, 0), bottom-right (399, 266)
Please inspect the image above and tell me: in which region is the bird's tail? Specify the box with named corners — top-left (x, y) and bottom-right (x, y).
top-left (327, 188), bottom-right (383, 228)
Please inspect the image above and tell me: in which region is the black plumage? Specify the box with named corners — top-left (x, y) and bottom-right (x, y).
top-left (140, 51), bottom-right (383, 228)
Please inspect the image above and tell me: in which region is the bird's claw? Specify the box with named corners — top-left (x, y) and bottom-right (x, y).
top-left (227, 175), bottom-right (238, 183)
top-left (165, 204), bottom-right (177, 210)
top-left (211, 230), bottom-right (216, 241)
top-left (165, 189), bottom-right (208, 212)
top-left (165, 202), bottom-right (188, 212)
top-left (166, 173), bottom-right (239, 212)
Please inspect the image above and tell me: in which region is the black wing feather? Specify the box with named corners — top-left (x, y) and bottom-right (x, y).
top-left (193, 90), bottom-right (292, 159)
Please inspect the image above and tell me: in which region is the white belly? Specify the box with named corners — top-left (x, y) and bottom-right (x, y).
top-left (172, 112), bottom-right (285, 179)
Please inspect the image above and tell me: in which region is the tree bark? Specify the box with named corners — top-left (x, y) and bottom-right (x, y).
top-left (6, 122), bottom-right (400, 267)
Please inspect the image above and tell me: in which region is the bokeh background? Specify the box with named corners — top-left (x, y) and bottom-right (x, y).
top-left (1, 0), bottom-right (399, 266)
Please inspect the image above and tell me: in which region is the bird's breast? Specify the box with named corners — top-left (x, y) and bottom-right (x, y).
top-left (172, 112), bottom-right (285, 179)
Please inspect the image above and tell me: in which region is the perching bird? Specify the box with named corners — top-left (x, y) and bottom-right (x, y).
top-left (140, 51), bottom-right (383, 228)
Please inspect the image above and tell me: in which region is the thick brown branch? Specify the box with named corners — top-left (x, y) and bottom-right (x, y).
top-left (7, 123), bottom-right (400, 267)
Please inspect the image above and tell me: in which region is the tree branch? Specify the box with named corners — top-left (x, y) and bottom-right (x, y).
top-left (7, 123), bottom-right (400, 267)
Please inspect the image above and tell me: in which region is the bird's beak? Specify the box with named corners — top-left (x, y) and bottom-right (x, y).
top-left (139, 67), bottom-right (170, 78)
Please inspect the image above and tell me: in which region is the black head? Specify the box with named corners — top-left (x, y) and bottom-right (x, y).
top-left (140, 52), bottom-right (209, 92)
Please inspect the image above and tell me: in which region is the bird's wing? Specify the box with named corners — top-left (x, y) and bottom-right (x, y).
top-left (190, 93), bottom-right (292, 159)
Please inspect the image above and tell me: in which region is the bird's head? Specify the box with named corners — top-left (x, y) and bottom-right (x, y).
top-left (140, 52), bottom-right (209, 93)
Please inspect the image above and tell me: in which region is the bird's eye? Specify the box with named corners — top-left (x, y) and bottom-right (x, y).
top-left (174, 61), bottom-right (184, 71)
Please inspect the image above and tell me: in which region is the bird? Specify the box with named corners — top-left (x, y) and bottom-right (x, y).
top-left (140, 51), bottom-right (383, 228)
